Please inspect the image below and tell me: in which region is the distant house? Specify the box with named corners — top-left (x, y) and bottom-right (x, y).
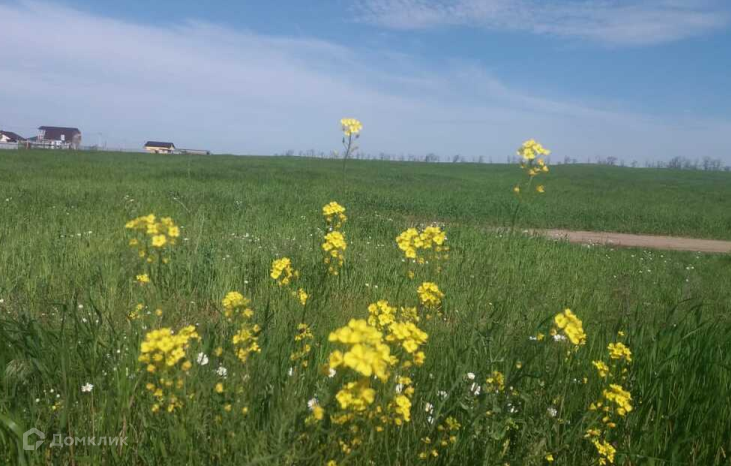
top-left (37, 126), bottom-right (82, 149)
top-left (0, 130), bottom-right (25, 143)
top-left (144, 141), bottom-right (176, 154)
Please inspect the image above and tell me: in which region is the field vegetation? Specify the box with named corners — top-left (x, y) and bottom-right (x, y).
top-left (1, 146), bottom-right (730, 465)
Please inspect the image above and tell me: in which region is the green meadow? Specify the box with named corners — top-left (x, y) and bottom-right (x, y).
top-left (1, 149), bottom-right (730, 465)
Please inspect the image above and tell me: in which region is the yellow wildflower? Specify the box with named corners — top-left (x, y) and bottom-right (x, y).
top-left (608, 342), bottom-right (632, 363)
top-left (417, 282), bottom-right (444, 308)
top-left (270, 257), bottom-right (299, 286)
top-left (593, 360), bottom-right (610, 378)
top-left (553, 308), bottom-right (587, 346)
top-left (592, 439), bottom-right (616, 464)
top-left (222, 291), bottom-right (253, 318)
top-left (341, 118), bottom-right (363, 137)
top-left (335, 380), bottom-right (376, 411)
top-left (323, 201), bottom-right (347, 228)
top-left (486, 371), bottom-right (505, 392)
top-left (151, 234), bottom-right (167, 248)
top-left (517, 139), bottom-right (550, 160)
top-left (603, 384), bottom-right (633, 416)
top-left (296, 288), bottom-right (308, 306)
top-left (322, 231), bottom-right (347, 275)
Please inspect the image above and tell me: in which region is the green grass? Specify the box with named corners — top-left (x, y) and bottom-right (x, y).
top-left (1, 149), bottom-right (730, 465)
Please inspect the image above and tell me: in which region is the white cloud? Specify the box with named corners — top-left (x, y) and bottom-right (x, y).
top-left (0, 1), bottom-right (729, 163)
top-left (355, 0), bottom-right (730, 46)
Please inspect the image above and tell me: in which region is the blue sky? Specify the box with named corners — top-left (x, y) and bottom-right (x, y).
top-left (1, 0), bottom-right (730, 163)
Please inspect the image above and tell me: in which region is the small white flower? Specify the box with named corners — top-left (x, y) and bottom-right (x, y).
top-left (395, 384), bottom-right (404, 394)
top-left (196, 353), bottom-right (209, 366)
top-left (287, 367), bottom-right (294, 376)
top-left (547, 407), bottom-right (558, 417)
top-left (81, 383), bottom-right (93, 393)
top-left (424, 402), bottom-right (434, 414)
top-left (78, 304), bottom-right (84, 309)
top-left (307, 398), bottom-right (319, 410)
top-left (216, 366), bottom-right (228, 378)
top-left (437, 390), bottom-right (448, 399)
top-left (553, 334), bottom-right (567, 342)
top-left (466, 372), bottom-right (476, 380)
top-left (427, 415), bottom-right (434, 424)
top-left (328, 368), bottom-right (336, 378)
top-left (470, 382), bottom-right (481, 396)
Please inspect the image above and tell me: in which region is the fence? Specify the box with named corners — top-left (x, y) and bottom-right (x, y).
top-left (0, 142), bottom-right (19, 150)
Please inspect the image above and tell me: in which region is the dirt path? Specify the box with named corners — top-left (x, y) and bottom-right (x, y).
top-left (532, 229), bottom-right (731, 253)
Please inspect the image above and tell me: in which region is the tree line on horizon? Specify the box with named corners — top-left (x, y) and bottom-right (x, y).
top-left (277, 149), bottom-right (731, 172)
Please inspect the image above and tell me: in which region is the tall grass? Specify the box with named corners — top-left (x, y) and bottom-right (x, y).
top-left (0, 150), bottom-right (730, 465)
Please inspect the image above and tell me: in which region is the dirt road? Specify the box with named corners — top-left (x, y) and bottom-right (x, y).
top-left (533, 229), bottom-right (731, 253)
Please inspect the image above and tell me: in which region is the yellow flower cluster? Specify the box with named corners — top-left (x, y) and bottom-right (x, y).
top-left (391, 393), bottom-right (412, 424)
top-left (417, 282), bottom-right (444, 309)
top-left (485, 370), bottom-right (505, 393)
top-left (396, 226), bottom-right (448, 265)
top-left (607, 342), bottom-right (632, 362)
top-left (233, 322), bottom-right (261, 364)
top-left (328, 319), bottom-right (392, 381)
top-left (222, 291), bottom-right (253, 319)
top-left (271, 257), bottom-right (299, 286)
top-left (326, 311), bottom-right (427, 430)
top-left (386, 321), bottom-right (427, 363)
top-left (321, 201), bottom-right (348, 275)
top-left (340, 118), bottom-right (363, 137)
top-left (128, 303), bottom-right (144, 321)
top-left (222, 291), bottom-right (261, 363)
top-left (419, 416), bottom-right (461, 460)
top-left (586, 339), bottom-right (633, 464)
top-left (360, 301), bottom-right (427, 424)
top-left (513, 139), bottom-right (550, 195)
top-left (593, 360), bottom-right (610, 378)
top-left (367, 300), bottom-right (396, 329)
top-left (304, 399), bottom-right (326, 427)
top-left (138, 325), bottom-right (200, 414)
top-left (126, 214), bottom-right (180, 262)
top-left (552, 308), bottom-right (586, 346)
top-left (322, 230), bottom-right (347, 275)
top-left (139, 326), bottom-right (200, 372)
top-left (295, 288), bottom-right (308, 306)
top-left (335, 379), bottom-right (376, 413)
top-left (323, 201), bottom-right (347, 229)
top-left (517, 139), bottom-right (550, 160)
top-left (591, 438), bottom-right (616, 465)
top-left (290, 323), bottom-right (314, 368)
top-left (602, 384), bottom-right (633, 417)
top-left (270, 258), bottom-right (309, 306)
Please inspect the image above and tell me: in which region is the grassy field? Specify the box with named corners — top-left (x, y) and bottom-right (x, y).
top-left (1, 149), bottom-right (730, 465)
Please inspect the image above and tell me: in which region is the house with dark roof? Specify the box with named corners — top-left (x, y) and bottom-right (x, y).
top-left (0, 130), bottom-right (25, 143)
top-left (144, 141), bottom-right (176, 154)
top-left (37, 126), bottom-right (82, 149)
